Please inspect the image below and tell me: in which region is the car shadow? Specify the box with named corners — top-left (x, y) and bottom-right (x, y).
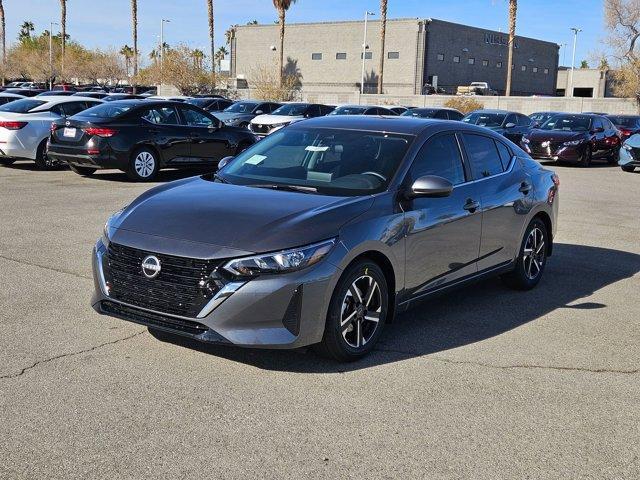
top-left (88, 168), bottom-right (213, 183)
top-left (148, 243), bottom-right (640, 372)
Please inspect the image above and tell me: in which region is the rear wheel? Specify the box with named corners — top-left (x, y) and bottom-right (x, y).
top-left (34, 140), bottom-right (56, 170)
top-left (315, 260), bottom-right (388, 362)
top-left (621, 165), bottom-right (635, 173)
top-left (126, 147), bottom-right (159, 181)
top-left (69, 164), bottom-right (97, 176)
top-left (501, 218), bottom-right (549, 290)
top-left (578, 145), bottom-right (592, 168)
top-left (607, 148), bottom-right (619, 165)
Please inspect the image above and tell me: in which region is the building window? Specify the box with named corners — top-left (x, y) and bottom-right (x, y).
top-left (453, 56), bottom-right (460, 63)
top-left (388, 51), bottom-right (400, 59)
top-left (336, 52), bottom-right (347, 60)
top-left (311, 53), bottom-right (322, 60)
top-left (544, 68), bottom-right (549, 74)
top-left (532, 67), bottom-right (538, 73)
top-left (360, 51), bottom-right (372, 60)
top-left (468, 58), bottom-right (475, 65)
top-left (437, 53), bottom-right (445, 61)
top-left (497, 62), bottom-right (502, 68)
top-left (482, 59), bottom-right (489, 67)
top-left (521, 65), bottom-right (527, 71)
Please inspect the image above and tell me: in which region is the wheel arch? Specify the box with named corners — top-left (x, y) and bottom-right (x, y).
top-left (532, 211), bottom-right (553, 256)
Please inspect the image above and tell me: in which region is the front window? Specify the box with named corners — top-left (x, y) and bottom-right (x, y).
top-left (540, 115), bottom-right (591, 132)
top-left (0, 99), bottom-right (46, 113)
top-left (218, 127), bottom-right (414, 196)
top-left (463, 112), bottom-right (507, 128)
top-left (271, 104), bottom-right (309, 116)
top-left (223, 102), bottom-right (257, 114)
top-left (329, 106), bottom-right (367, 115)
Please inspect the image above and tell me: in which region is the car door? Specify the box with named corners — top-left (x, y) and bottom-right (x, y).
top-left (403, 132), bottom-right (482, 297)
top-left (179, 105), bottom-right (232, 163)
top-left (461, 133), bottom-right (531, 271)
top-left (141, 105), bottom-right (192, 163)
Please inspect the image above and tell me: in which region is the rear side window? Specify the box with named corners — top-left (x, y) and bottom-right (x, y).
top-left (448, 111), bottom-right (464, 121)
top-left (462, 134), bottom-right (504, 179)
top-left (494, 141), bottom-right (513, 170)
top-left (180, 107), bottom-right (214, 127)
top-left (77, 103), bottom-right (133, 118)
top-left (0, 98), bottom-right (46, 113)
top-left (60, 101), bottom-right (93, 117)
top-left (505, 114), bottom-right (518, 126)
top-left (142, 106), bottom-right (181, 125)
top-left (517, 114), bottom-right (531, 126)
top-left (409, 134), bottom-right (466, 185)
top-left (434, 110), bottom-right (448, 120)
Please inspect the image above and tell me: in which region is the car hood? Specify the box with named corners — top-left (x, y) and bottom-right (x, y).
top-left (250, 114), bottom-right (302, 125)
top-left (625, 134), bottom-right (640, 148)
top-left (110, 176), bottom-right (374, 256)
top-left (215, 112), bottom-right (254, 122)
top-left (527, 130), bottom-right (586, 142)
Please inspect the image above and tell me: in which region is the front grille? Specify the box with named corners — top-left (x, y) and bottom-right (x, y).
top-left (249, 123), bottom-right (271, 134)
top-left (101, 300), bottom-right (209, 336)
top-left (105, 242), bottom-right (224, 318)
top-left (530, 141), bottom-right (564, 157)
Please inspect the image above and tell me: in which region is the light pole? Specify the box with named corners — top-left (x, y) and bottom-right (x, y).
top-left (360, 11), bottom-right (375, 97)
top-left (568, 27), bottom-right (582, 97)
top-left (49, 21), bottom-right (59, 90)
top-left (160, 19), bottom-right (171, 86)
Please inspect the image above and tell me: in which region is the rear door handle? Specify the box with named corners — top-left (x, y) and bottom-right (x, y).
top-left (463, 199), bottom-right (480, 213)
top-left (519, 181), bottom-right (532, 194)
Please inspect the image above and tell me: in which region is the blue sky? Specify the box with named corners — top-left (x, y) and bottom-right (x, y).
top-left (4, 0), bottom-right (606, 67)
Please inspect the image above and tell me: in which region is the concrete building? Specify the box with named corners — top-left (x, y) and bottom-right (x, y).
top-left (556, 67), bottom-right (617, 98)
top-left (231, 18), bottom-right (560, 96)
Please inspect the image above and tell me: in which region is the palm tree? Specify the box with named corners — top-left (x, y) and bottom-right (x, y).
top-left (59, 0), bottom-right (67, 76)
top-left (206, 0), bottom-right (214, 76)
top-left (120, 44), bottom-right (134, 76)
top-left (131, 0), bottom-right (138, 91)
top-left (505, 0), bottom-right (517, 96)
top-left (149, 49), bottom-right (159, 64)
top-left (18, 21), bottom-right (35, 42)
top-left (272, 0), bottom-right (298, 87)
top-left (377, 0), bottom-right (387, 94)
top-left (0, 0), bottom-right (6, 85)
top-left (225, 25), bottom-right (236, 45)
top-left (215, 45), bottom-right (228, 72)
top-left (246, 20), bottom-right (258, 25)
top-left (192, 48), bottom-right (205, 70)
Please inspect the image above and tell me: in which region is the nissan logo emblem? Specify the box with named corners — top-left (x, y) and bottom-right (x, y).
top-left (65, 121), bottom-right (70, 126)
top-left (141, 255), bottom-right (161, 279)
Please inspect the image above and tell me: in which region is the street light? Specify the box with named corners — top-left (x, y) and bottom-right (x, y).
top-left (360, 11), bottom-right (375, 97)
top-left (160, 19), bottom-right (171, 85)
top-left (49, 21), bottom-right (59, 90)
top-left (568, 27), bottom-right (582, 97)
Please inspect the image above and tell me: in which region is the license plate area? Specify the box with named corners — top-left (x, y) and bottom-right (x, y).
top-left (63, 127), bottom-right (77, 138)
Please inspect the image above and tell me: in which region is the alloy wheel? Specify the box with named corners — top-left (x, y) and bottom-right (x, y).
top-left (340, 275), bottom-right (383, 348)
top-left (523, 227), bottom-right (545, 280)
top-left (134, 151), bottom-right (156, 178)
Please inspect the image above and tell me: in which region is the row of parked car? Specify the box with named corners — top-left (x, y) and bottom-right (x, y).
top-left (0, 91), bottom-right (638, 180)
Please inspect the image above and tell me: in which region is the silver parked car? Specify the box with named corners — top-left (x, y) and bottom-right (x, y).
top-left (0, 96), bottom-right (103, 168)
top-left (93, 116), bottom-right (559, 361)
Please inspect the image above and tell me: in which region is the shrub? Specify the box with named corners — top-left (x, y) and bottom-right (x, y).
top-left (248, 64), bottom-right (299, 101)
top-left (444, 97), bottom-right (484, 114)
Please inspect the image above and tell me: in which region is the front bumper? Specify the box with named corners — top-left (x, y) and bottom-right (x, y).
top-left (619, 147), bottom-right (640, 167)
top-left (524, 143), bottom-right (582, 162)
top-left (91, 239), bottom-right (344, 349)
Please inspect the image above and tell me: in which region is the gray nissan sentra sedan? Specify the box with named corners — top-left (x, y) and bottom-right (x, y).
top-left (93, 116), bottom-right (559, 361)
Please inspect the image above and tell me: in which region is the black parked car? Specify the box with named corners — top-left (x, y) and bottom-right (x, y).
top-left (36, 90), bottom-right (77, 96)
top-left (73, 91), bottom-right (109, 100)
top-left (186, 97), bottom-right (234, 112)
top-left (329, 105), bottom-right (397, 116)
top-left (463, 109), bottom-right (532, 145)
top-left (46, 100), bottom-right (258, 181)
top-left (214, 100), bottom-right (282, 128)
top-left (607, 115), bottom-right (640, 141)
top-left (103, 94), bottom-right (146, 102)
top-left (401, 107), bottom-right (464, 121)
top-left (4, 88), bottom-right (45, 97)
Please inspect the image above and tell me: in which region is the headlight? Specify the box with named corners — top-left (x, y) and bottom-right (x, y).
top-left (563, 140), bottom-right (583, 146)
top-left (223, 238), bottom-right (336, 278)
top-left (623, 143), bottom-right (632, 151)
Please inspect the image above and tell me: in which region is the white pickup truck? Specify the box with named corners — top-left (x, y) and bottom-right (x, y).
top-left (456, 82), bottom-right (498, 96)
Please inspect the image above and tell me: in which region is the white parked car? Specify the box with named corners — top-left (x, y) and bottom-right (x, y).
top-left (0, 96), bottom-right (103, 168)
top-left (249, 102), bottom-right (334, 137)
top-left (0, 92), bottom-right (25, 106)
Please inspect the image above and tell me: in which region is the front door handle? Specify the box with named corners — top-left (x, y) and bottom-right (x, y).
top-left (463, 199), bottom-right (480, 213)
top-left (519, 181), bottom-right (532, 195)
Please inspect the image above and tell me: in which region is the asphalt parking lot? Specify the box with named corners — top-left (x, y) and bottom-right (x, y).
top-left (1, 161), bottom-right (639, 479)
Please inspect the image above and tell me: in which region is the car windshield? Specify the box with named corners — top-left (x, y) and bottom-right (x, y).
top-left (223, 102), bottom-right (257, 114)
top-left (540, 115), bottom-right (591, 132)
top-left (463, 112), bottom-right (506, 127)
top-left (530, 113), bottom-right (554, 123)
top-left (186, 98), bottom-right (212, 107)
top-left (402, 109), bottom-right (437, 118)
top-left (218, 127), bottom-right (414, 196)
top-left (75, 103), bottom-right (134, 118)
top-left (271, 104), bottom-right (309, 116)
top-left (329, 106), bottom-right (367, 115)
top-left (0, 99), bottom-right (46, 113)
top-left (608, 116), bottom-right (639, 128)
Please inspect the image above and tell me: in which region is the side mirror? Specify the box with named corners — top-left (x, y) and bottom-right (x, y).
top-left (406, 175), bottom-right (453, 199)
top-left (505, 122), bottom-right (516, 129)
top-left (254, 110), bottom-right (264, 115)
top-left (217, 156), bottom-right (234, 171)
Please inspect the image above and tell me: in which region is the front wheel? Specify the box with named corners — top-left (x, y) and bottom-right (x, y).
top-left (126, 148), bottom-right (159, 181)
top-left (501, 218), bottom-right (549, 290)
top-left (315, 260), bottom-right (388, 362)
top-left (69, 164), bottom-right (97, 176)
top-left (579, 145), bottom-right (592, 168)
top-left (621, 165), bottom-right (635, 173)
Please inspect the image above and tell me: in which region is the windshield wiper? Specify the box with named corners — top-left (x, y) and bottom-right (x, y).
top-left (247, 183), bottom-right (318, 194)
top-left (214, 173), bottom-right (229, 184)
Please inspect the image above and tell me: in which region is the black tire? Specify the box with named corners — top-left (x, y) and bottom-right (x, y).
top-left (126, 147), bottom-right (159, 181)
top-left (578, 145), bottom-right (592, 168)
top-left (501, 218), bottom-right (549, 290)
top-left (34, 140), bottom-right (56, 170)
top-left (621, 165), bottom-right (635, 173)
top-left (0, 158), bottom-right (15, 166)
top-left (315, 260), bottom-right (388, 362)
top-left (607, 151), bottom-right (619, 165)
top-left (69, 164), bottom-right (97, 176)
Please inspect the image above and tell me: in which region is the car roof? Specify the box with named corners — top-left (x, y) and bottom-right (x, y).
top-left (27, 96), bottom-right (105, 110)
top-left (471, 109), bottom-right (514, 114)
top-left (0, 92), bottom-right (25, 98)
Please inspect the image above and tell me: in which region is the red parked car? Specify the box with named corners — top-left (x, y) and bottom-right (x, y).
top-left (607, 115), bottom-right (640, 141)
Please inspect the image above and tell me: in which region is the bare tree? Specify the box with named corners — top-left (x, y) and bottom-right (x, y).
top-left (131, 0), bottom-right (138, 91)
top-left (604, 0), bottom-right (640, 109)
top-left (505, 0), bottom-right (517, 96)
top-left (377, 0), bottom-right (387, 94)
